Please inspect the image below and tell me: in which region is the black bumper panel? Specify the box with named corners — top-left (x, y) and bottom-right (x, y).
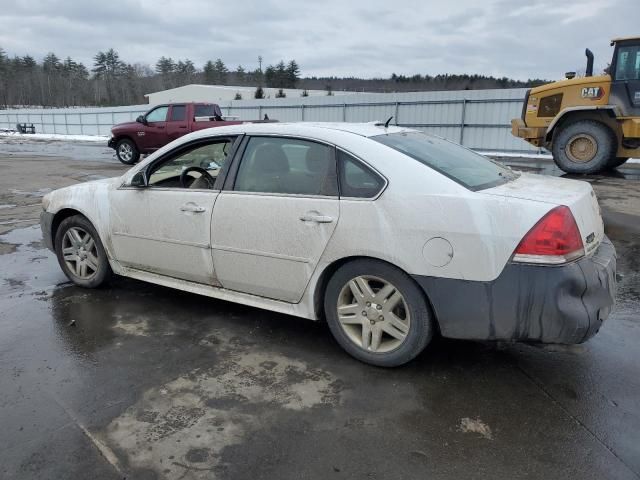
top-left (107, 137), bottom-right (116, 149)
top-left (413, 236), bottom-right (617, 344)
top-left (40, 211), bottom-right (55, 251)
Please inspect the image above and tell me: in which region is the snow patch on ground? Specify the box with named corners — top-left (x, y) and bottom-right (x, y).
top-left (480, 151), bottom-right (640, 164)
top-left (459, 417), bottom-right (493, 440)
top-left (0, 132), bottom-right (108, 142)
top-left (480, 151), bottom-right (553, 159)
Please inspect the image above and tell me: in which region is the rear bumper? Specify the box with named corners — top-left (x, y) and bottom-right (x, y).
top-left (107, 137), bottom-right (116, 149)
top-left (40, 211), bottom-right (55, 251)
top-left (413, 236), bottom-right (617, 344)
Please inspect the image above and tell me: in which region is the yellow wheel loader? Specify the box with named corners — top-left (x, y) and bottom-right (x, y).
top-left (512, 37), bottom-right (640, 174)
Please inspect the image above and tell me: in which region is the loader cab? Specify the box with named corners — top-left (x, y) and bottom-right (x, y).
top-left (609, 37), bottom-right (640, 116)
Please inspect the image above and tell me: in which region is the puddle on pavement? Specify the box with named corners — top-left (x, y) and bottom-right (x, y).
top-left (0, 225), bottom-right (65, 297)
top-left (106, 340), bottom-right (344, 479)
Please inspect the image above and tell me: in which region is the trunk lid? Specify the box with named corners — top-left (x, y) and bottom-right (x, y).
top-left (482, 173), bottom-right (604, 255)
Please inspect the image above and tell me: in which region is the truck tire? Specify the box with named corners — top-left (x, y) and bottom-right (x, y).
top-left (608, 157), bottom-right (629, 169)
top-left (115, 138), bottom-right (140, 165)
top-left (552, 120), bottom-right (616, 174)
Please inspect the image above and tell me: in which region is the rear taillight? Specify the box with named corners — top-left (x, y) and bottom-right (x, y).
top-left (513, 206), bottom-right (584, 264)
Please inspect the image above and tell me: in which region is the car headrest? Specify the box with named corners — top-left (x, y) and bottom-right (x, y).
top-left (305, 144), bottom-right (330, 174)
top-left (252, 144), bottom-right (289, 174)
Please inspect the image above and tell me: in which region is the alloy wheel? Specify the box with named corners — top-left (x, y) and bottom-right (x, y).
top-left (118, 143), bottom-right (133, 162)
top-left (61, 227), bottom-right (99, 280)
top-left (336, 275), bottom-right (410, 353)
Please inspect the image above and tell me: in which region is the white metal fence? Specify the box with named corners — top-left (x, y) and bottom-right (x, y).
top-left (0, 88), bottom-right (538, 152)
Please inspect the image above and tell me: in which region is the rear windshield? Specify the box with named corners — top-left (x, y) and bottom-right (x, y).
top-left (194, 104), bottom-right (222, 117)
top-left (372, 131), bottom-right (517, 191)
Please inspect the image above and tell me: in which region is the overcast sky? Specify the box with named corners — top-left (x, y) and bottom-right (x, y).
top-left (0, 0), bottom-right (637, 81)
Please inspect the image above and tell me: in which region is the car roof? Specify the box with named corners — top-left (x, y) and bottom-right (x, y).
top-left (189, 121), bottom-right (415, 141)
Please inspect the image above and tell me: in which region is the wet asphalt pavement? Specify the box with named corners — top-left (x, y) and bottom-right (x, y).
top-left (1, 138), bottom-right (639, 479)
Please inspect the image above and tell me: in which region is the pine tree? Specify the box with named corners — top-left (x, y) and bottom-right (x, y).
top-left (235, 65), bottom-right (245, 85)
top-left (155, 56), bottom-right (175, 75)
top-left (213, 59), bottom-right (228, 84)
top-left (286, 60), bottom-right (300, 88)
top-left (0, 48), bottom-right (9, 107)
top-left (93, 49), bottom-right (126, 105)
top-left (275, 61), bottom-right (287, 88)
top-left (264, 65), bottom-right (276, 87)
top-left (254, 86), bottom-right (264, 99)
top-left (203, 60), bottom-right (215, 84)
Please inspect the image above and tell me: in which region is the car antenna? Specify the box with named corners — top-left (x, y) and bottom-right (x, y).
top-left (384, 116), bottom-right (394, 128)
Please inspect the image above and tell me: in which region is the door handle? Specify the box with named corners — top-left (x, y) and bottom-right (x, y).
top-left (299, 213), bottom-right (334, 223)
top-left (180, 203), bottom-right (206, 213)
top-left (178, 126), bottom-right (187, 129)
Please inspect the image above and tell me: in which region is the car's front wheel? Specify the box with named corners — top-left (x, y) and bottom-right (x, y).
top-left (115, 138), bottom-right (140, 165)
top-left (54, 215), bottom-right (112, 288)
top-left (324, 259), bottom-right (434, 367)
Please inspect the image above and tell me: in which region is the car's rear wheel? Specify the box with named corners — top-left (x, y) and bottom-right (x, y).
top-left (552, 120), bottom-right (616, 174)
top-left (55, 215), bottom-right (112, 288)
top-left (115, 138), bottom-right (140, 165)
top-left (324, 259), bottom-right (433, 367)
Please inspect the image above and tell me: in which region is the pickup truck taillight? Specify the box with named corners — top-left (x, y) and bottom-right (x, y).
top-left (512, 206), bottom-right (584, 265)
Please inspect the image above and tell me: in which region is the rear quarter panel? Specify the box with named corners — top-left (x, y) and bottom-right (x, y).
top-left (320, 189), bottom-right (552, 282)
top-left (311, 135), bottom-right (553, 282)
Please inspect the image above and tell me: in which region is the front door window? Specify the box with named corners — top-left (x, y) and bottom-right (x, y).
top-left (148, 139), bottom-right (235, 189)
top-left (146, 106), bottom-right (169, 123)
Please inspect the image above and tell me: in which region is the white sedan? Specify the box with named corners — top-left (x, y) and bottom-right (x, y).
top-left (40, 122), bottom-right (616, 366)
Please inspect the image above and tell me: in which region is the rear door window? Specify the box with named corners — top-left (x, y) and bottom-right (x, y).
top-left (373, 131), bottom-right (516, 191)
top-left (169, 104), bottom-right (186, 121)
top-left (233, 137), bottom-right (338, 196)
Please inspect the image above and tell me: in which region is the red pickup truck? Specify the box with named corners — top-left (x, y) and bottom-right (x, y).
top-left (108, 103), bottom-right (269, 164)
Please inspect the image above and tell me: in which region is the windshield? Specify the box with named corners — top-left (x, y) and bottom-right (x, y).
top-left (372, 131), bottom-right (517, 191)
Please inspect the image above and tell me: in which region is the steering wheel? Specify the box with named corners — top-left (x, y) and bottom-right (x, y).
top-left (180, 166), bottom-right (216, 189)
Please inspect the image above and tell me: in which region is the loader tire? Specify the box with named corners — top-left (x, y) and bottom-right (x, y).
top-left (552, 120), bottom-right (616, 174)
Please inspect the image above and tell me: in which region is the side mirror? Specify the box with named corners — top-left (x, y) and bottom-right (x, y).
top-left (136, 115), bottom-right (147, 125)
top-left (130, 171), bottom-right (147, 188)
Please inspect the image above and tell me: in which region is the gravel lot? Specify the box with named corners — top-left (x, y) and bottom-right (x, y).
top-left (1, 138), bottom-right (639, 480)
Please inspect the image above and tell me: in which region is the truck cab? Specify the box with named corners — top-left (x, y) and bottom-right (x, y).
top-left (108, 103), bottom-right (238, 164)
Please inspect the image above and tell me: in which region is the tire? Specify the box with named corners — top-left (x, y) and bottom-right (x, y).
top-left (607, 156), bottom-right (629, 169)
top-left (324, 259), bottom-right (433, 367)
top-left (552, 120), bottom-right (616, 174)
top-left (115, 138), bottom-right (140, 165)
top-left (54, 215), bottom-right (112, 288)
